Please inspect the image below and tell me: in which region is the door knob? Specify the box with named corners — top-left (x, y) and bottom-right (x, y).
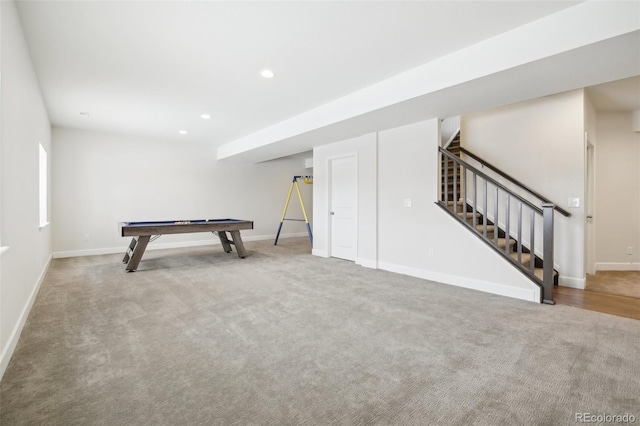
top-left (330, 212), bottom-right (335, 215)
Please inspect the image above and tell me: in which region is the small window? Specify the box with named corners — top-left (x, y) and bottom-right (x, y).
top-left (39, 143), bottom-right (48, 227)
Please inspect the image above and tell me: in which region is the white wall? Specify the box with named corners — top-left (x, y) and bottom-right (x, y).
top-left (1, 1), bottom-right (53, 378)
top-left (461, 90), bottom-right (587, 288)
top-left (52, 127), bottom-right (311, 257)
top-left (313, 133), bottom-right (377, 267)
top-left (377, 120), bottom-right (538, 301)
top-left (313, 120), bottom-right (540, 302)
top-left (584, 94), bottom-right (597, 144)
top-left (594, 112), bottom-right (640, 270)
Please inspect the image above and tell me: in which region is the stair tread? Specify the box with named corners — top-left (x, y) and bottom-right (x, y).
top-left (475, 224), bottom-right (495, 233)
top-left (456, 211), bottom-right (480, 219)
top-left (534, 268), bottom-right (544, 280)
top-left (510, 251), bottom-right (532, 265)
top-left (534, 268), bottom-right (558, 280)
top-left (496, 238), bottom-right (515, 250)
top-left (508, 250), bottom-right (558, 279)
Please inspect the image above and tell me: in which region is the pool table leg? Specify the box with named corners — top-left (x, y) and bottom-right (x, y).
top-left (217, 231), bottom-right (233, 253)
top-left (122, 237), bottom-right (137, 264)
top-left (125, 236), bottom-right (150, 272)
top-left (230, 230), bottom-right (247, 258)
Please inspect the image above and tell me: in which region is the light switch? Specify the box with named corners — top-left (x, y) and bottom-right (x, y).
top-left (404, 198), bottom-right (412, 207)
top-left (568, 198), bottom-right (580, 208)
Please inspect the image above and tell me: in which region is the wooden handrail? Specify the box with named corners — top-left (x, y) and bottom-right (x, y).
top-left (458, 147), bottom-right (571, 217)
top-left (440, 148), bottom-right (543, 214)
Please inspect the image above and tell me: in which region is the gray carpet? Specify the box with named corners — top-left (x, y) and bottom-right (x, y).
top-left (1, 238), bottom-right (638, 425)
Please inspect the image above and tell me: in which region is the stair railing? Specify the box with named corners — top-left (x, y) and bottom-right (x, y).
top-left (439, 147), bottom-right (555, 304)
top-left (459, 147), bottom-right (571, 217)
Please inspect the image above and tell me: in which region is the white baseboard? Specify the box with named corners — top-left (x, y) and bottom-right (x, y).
top-left (377, 261), bottom-right (538, 303)
top-left (558, 275), bottom-right (586, 289)
top-left (247, 232), bottom-right (309, 242)
top-left (0, 254), bottom-right (52, 380)
top-left (595, 262), bottom-right (640, 272)
top-left (312, 249), bottom-right (329, 258)
top-left (310, 252), bottom-right (375, 265)
top-left (53, 232), bottom-right (309, 259)
top-left (356, 258), bottom-right (377, 269)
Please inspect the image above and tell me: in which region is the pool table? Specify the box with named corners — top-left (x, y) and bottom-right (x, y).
top-left (119, 219), bottom-right (253, 271)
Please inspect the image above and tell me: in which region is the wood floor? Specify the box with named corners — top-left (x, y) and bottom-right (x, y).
top-left (554, 271), bottom-right (640, 320)
top-left (584, 271), bottom-right (640, 298)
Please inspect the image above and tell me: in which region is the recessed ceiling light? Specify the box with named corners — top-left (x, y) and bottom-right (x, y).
top-left (261, 69), bottom-right (275, 79)
top-left (200, 114), bottom-right (211, 120)
top-left (178, 130), bottom-right (188, 135)
top-left (79, 112), bottom-right (90, 118)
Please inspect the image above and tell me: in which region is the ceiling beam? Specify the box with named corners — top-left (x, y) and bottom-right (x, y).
top-left (217, 1), bottom-right (640, 163)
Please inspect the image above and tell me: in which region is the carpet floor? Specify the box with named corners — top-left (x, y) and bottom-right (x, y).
top-left (1, 238), bottom-right (639, 425)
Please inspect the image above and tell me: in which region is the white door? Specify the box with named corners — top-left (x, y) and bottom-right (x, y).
top-left (330, 156), bottom-right (357, 261)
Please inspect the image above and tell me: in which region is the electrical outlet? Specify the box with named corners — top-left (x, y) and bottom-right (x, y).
top-left (404, 198), bottom-right (412, 207)
top-left (84, 233), bottom-right (89, 241)
top-left (627, 246), bottom-right (633, 255)
top-left (428, 248), bottom-right (434, 257)
top-left (568, 198), bottom-right (580, 208)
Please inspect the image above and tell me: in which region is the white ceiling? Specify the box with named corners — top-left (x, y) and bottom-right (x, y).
top-left (16, 1), bottom-right (585, 147)
top-left (15, 1), bottom-right (640, 163)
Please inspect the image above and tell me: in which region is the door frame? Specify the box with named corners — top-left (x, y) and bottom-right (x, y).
top-left (585, 134), bottom-right (596, 276)
top-left (328, 153), bottom-right (358, 260)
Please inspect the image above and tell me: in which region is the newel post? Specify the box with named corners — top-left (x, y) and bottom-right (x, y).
top-left (542, 203), bottom-right (555, 305)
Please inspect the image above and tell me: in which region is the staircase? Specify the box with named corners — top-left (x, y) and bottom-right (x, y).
top-left (441, 133), bottom-right (461, 202)
top-left (438, 131), bottom-right (561, 304)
